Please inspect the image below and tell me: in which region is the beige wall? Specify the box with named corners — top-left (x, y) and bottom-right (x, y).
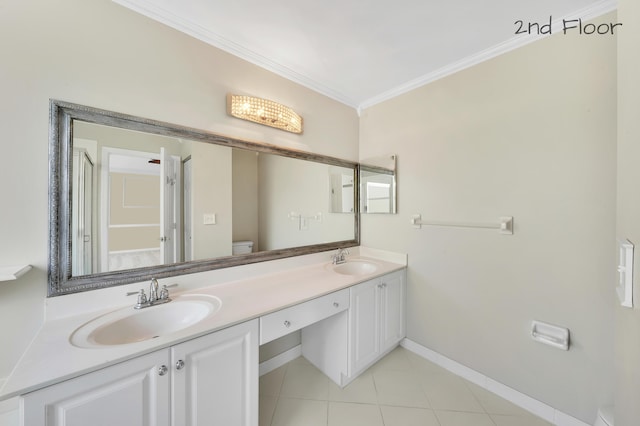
top-left (257, 154), bottom-right (354, 250)
top-left (232, 150), bottom-right (260, 248)
top-left (359, 13), bottom-right (617, 423)
top-left (615, 0), bottom-right (640, 424)
top-left (190, 142), bottom-right (233, 259)
top-left (0, 0), bottom-right (358, 382)
top-left (0, 0), bottom-right (625, 422)
top-left (108, 173), bottom-right (160, 251)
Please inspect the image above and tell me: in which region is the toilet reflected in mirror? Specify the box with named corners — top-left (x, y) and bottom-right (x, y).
top-left (232, 241), bottom-right (254, 255)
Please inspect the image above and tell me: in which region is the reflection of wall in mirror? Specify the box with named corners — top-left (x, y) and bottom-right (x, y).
top-left (232, 150), bottom-right (259, 252)
top-left (190, 142), bottom-right (233, 260)
top-left (258, 155), bottom-right (354, 251)
top-left (108, 173), bottom-right (160, 250)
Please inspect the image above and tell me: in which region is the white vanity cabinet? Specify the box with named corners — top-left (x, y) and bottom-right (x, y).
top-left (348, 269), bottom-right (405, 377)
top-left (171, 319), bottom-right (258, 426)
top-left (21, 350), bottom-right (170, 426)
top-left (20, 319), bottom-right (258, 426)
top-left (302, 269), bottom-right (406, 387)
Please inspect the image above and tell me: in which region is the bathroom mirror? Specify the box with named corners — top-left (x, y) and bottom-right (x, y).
top-left (49, 100), bottom-right (359, 296)
top-left (360, 161), bottom-right (397, 214)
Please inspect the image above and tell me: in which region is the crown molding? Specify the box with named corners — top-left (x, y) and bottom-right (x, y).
top-left (113, 0), bottom-right (616, 113)
top-left (112, 0), bottom-right (360, 108)
top-left (358, 0), bottom-right (617, 111)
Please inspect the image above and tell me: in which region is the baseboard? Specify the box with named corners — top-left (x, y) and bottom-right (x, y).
top-left (400, 338), bottom-right (591, 426)
top-left (259, 344), bottom-right (302, 377)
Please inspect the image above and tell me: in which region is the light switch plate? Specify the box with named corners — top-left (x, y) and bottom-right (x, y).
top-left (617, 239), bottom-right (634, 308)
top-left (203, 213), bottom-right (216, 225)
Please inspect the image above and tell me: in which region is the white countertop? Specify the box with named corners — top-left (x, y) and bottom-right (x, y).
top-left (0, 249), bottom-right (405, 400)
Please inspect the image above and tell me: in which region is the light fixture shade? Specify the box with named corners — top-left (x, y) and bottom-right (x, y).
top-left (226, 94), bottom-right (303, 134)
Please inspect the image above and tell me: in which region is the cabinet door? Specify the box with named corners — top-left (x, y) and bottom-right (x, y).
top-left (21, 350), bottom-right (170, 426)
top-left (348, 278), bottom-right (381, 376)
top-left (379, 270), bottom-right (406, 352)
top-left (171, 319), bottom-right (258, 426)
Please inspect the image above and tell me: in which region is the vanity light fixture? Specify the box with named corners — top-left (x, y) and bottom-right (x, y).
top-left (226, 94), bottom-right (303, 134)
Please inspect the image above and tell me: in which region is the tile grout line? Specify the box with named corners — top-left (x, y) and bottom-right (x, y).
top-left (401, 339), bottom-right (588, 426)
top-left (405, 352), bottom-right (444, 426)
top-left (267, 362), bottom-right (289, 426)
top-left (264, 348), bottom-right (553, 426)
top-left (462, 380), bottom-right (499, 426)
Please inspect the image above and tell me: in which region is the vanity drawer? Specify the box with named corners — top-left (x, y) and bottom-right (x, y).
top-left (260, 289), bottom-right (349, 344)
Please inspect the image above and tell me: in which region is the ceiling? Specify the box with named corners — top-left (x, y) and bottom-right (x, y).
top-left (113, 0), bottom-right (615, 111)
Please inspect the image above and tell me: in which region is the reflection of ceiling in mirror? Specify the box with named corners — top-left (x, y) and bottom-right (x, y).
top-left (109, 154), bottom-right (161, 175)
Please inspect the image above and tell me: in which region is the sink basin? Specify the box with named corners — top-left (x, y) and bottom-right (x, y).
top-left (70, 294), bottom-right (221, 348)
top-left (328, 260), bottom-right (378, 276)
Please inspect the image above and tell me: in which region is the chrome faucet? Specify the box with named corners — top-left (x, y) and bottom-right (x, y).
top-left (127, 279), bottom-right (178, 309)
top-left (149, 278), bottom-right (159, 302)
top-left (331, 248), bottom-right (350, 265)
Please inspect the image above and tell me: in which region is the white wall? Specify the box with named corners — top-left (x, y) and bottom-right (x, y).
top-left (0, 0), bottom-right (358, 383)
top-left (359, 13), bottom-right (617, 423)
top-left (615, 1), bottom-right (640, 424)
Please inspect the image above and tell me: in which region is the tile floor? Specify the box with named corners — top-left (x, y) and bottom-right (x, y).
top-left (259, 346), bottom-right (553, 426)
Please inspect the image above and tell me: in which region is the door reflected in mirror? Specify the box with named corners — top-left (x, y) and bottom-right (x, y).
top-left (66, 118), bottom-right (357, 280)
top-left (71, 146), bottom-right (95, 275)
top-left (360, 163), bottom-right (396, 214)
top-left (329, 170), bottom-right (355, 214)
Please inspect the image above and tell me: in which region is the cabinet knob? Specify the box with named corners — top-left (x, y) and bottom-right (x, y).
top-left (284, 320), bottom-right (291, 328)
top-left (176, 359), bottom-right (185, 370)
top-left (158, 365), bottom-right (168, 376)
top-left (333, 302), bottom-right (339, 308)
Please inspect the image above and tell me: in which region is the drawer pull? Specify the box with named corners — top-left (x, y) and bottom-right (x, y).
top-left (175, 360), bottom-right (185, 370)
top-left (158, 365), bottom-right (168, 376)
top-left (259, 288), bottom-right (349, 345)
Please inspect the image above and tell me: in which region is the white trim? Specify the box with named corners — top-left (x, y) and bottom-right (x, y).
top-left (258, 344), bottom-right (302, 377)
top-left (111, 0), bottom-right (359, 108)
top-left (108, 248), bottom-right (160, 255)
top-left (108, 223), bottom-right (160, 228)
top-left (113, 0), bottom-right (616, 112)
top-left (400, 338), bottom-right (591, 426)
top-left (359, 0), bottom-right (617, 110)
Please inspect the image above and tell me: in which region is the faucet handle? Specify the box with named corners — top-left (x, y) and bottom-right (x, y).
top-left (126, 289), bottom-right (148, 307)
top-left (160, 283), bottom-right (178, 300)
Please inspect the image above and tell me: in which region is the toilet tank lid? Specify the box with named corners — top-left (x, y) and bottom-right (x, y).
top-left (232, 240), bottom-right (253, 246)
